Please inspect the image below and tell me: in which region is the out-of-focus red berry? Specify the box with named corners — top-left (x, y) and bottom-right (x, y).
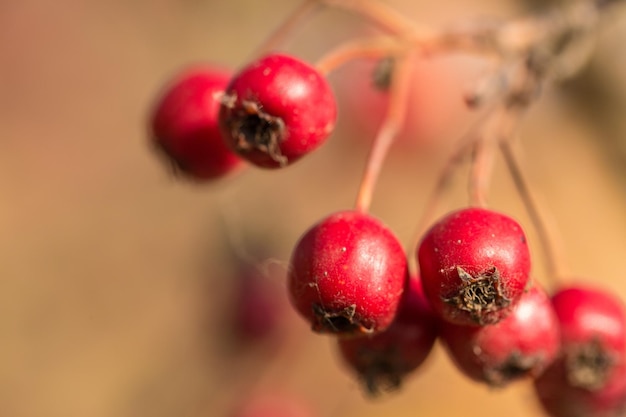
top-left (150, 65), bottom-right (244, 181)
top-left (337, 275), bottom-right (439, 395)
top-left (441, 285), bottom-right (560, 387)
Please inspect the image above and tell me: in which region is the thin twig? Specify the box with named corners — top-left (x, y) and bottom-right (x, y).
top-left (314, 36), bottom-right (405, 75)
top-left (252, 0), bottom-right (323, 57)
top-left (405, 140), bottom-right (473, 278)
top-left (354, 52), bottom-right (414, 213)
top-left (406, 101), bottom-right (503, 277)
top-left (498, 112), bottom-right (569, 286)
top-left (320, 0), bottom-right (430, 39)
top-left (468, 134), bottom-right (496, 208)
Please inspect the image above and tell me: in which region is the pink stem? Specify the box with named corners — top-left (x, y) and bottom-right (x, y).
top-left (354, 52), bottom-right (414, 213)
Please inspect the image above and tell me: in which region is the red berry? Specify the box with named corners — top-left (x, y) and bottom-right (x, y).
top-left (533, 285), bottom-right (626, 417)
top-left (288, 210), bottom-right (407, 336)
top-left (337, 56), bottom-right (470, 149)
top-left (150, 65), bottom-right (244, 180)
top-left (535, 362), bottom-right (626, 417)
top-left (219, 53), bottom-right (337, 168)
top-left (551, 286), bottom-right (626, 370)
top-left (336, 275), bottom-right (439, 395)
top-left (228, 264), bottom-right (284, 346)
top-left (440, 285), bottom-right (560, 387)
top-left (418, 207), bottom-right (531, 326)
top-left (231, 392), bottom-right (315, 417)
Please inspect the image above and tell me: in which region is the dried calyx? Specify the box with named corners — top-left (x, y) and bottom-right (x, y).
top-left (443, 266), bottom-right (512, 325)
top-left (565, 338), bottom-right (618, 391)
top-left (312, 303), bottom-right (373, 335)
top-left (224, 98), bottom-right (288, 166)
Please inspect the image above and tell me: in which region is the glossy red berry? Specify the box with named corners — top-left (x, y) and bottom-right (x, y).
top-left (150, 66), bottom-right (244, 180)
top-left (533, 285), bottom-right (626, 417)
top-left (219, 53), bottom-right (337, 168)
top-left (336, 275), bottom-right (439, 395)
top-left (288, 210), bottom-right (407, 336)
top-left (418, 207), bottom-right (531, 326)
top-left (440, 285), bottom-right (560, 387)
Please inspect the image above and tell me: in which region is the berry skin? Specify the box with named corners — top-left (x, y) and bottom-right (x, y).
top-left (288, 210), bottom-right (407, 337)
top-left (533, 285), bottom-right (626, 417)
top-left (338, 56), bottom-right (468, 149)
top-left (417, 207), bottom-right (531, 326)
top-left (150, 66), bottom-right (244, 180)
top-left (336, 275), bottom-right (439, 396)
top-left (550, 286), bottom-right (626, 374)
top-left (231, 392), bottom-right (315, 417)
top-left (440, 285), bottom-right (560, 387)
top-left (535, 362), bottom-right (626, 417)
top-left (227, 264), bottom-right (284, 347)
top-left (219, 53), bottom-right (337, 168)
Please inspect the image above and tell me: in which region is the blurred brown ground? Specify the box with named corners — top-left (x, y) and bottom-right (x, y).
top-left (1, 1), bottom-right (626, 416)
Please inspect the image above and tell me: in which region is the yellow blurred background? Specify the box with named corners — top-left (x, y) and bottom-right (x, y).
top-left (2, 0), bottom-right (626, 416)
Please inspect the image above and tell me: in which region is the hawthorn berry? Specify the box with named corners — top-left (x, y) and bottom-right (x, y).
top-left (338, 56), bottom-right (467, 148)
top-left (230, 392), bottom-right (315, 417)
top-left (219, 53), bottom-right (337, 168)
top-left (336, 275), bottom-right (439, 395)
top-left (535, 362), bottom-right (626, 417)
top-left (150, 65), bottom-right (244, 180)
top-left (551, 285), bottom-right (626, 385)
top-left (440, 285), bottom-right (560, 387)
top-left (418, 207), bottom-right (531, 326)
top-left (533, 285), bottom-right (626, 417)
top-left (288, 210), bottom-right (407, 337)
top-left (227, 264), bottom-right (285, 347)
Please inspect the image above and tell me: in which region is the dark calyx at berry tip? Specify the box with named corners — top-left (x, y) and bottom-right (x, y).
top-left (356, 349), bottom-right (404, 397)
top-left (565, 338), bottom-right (617, 391)
top-left (152, 139), bottom-right (186, 177)
top-left (486, 351), bottom-right (545, 387)
top-left (443, 266), bottom-right (511, 325)
top-left (311, 303), bottom-right (374, 335)
top-left (372, 57), bottom-right (395, 91)
top-left (223, 95), bottom-right (287, 166)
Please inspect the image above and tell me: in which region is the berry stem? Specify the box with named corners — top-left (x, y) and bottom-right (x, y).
top-left (406, 100), bottom-right (504, 277)
top-left (468, 134), bottom-right (495, 208)
top-left (314, 37), bottom-right (405, 76)
top-left (406, 143), bottom-right (471, 278)
top-left (319, 0), bottom-right (498, 56)
top-left (253, 0), bottom-right (323, 57)
top-left (318, 0), bottom-right (596, 59)
top-left (498, 111), bottom-right (569, 286)
top-left (320, 0), bottom-right (429, 39)
top-left (354, 52), bottom-right (414, 213)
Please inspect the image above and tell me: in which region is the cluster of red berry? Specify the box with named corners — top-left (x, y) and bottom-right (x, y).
top-left (147, 2), bottom-right (626, 416)
top-left (150, 53), bottom-right (336, 179)
top-left (287, 204), bottom-right (626, 417)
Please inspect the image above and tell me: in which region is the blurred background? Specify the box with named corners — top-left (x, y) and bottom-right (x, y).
top-left (2, 0), bottom-right (626, 416)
